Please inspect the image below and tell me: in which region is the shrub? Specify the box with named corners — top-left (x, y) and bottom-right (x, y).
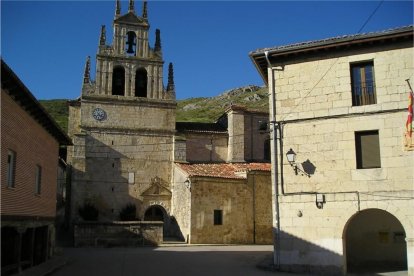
top-left (78, 202), bottom-right (99, 221)
top-left (119, 203), bottom-right (136, 221)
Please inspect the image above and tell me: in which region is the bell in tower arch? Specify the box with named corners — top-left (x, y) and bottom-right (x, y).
top-left (126, 31), bottom-right (136, 55)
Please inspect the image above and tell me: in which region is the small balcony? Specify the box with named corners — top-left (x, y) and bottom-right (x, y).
top-left (352, 81), bottom-right (376, 106)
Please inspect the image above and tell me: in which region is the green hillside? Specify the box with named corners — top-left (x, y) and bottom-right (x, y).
top-left (176, 85), bottom-right (269, 122)
top-left (39, 99), bottom-right (69, 133)
top-left (39, 85), bottom-right (269, 133)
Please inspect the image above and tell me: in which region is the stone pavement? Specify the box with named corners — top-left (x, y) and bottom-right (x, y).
top-left (15, 244), bottom-right (409, 276)
top-left (19, 245), bottom-right (293, 276)
top-left (18, 255), bottom-right (69, 276)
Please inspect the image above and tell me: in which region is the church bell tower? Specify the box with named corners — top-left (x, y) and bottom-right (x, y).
top-left (68, 0), bottom-right (176, 222)
top-left (82, 0), bottom-right (175, 99)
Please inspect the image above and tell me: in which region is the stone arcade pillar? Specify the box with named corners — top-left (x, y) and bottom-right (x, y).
top-left (407, 238), bottom-right (414, 276)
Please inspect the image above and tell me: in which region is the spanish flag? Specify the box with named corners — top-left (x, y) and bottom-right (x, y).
top-left (407, 88), bottom-right (414, 138)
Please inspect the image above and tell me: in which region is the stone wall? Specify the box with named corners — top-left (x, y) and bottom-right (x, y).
top-left (74, 221), bottom-right (163, 247)
top-left (248, 172), bottom-right (273, 244)
top-left (274, 42), bottom-right (412, 122)
top-left (68, 96), bottom-right (176, 222)
top-left (185, 133), bottom-right (228, 162)
top-left (243, 113), bottom-right (270, 162)
top-left (171, 166), bottom-right (192, 242)
top-left (81, 96), bottom-right (176, 131)
top-left (227, 109), bottom-right (245, 162)
top-left (190, 177), bottom-right (253, 244)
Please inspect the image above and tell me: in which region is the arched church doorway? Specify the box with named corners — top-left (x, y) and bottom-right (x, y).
top-left (144, 205), bottom-right (165, 222)
top-left (344, 208), bottom-right (407, 274)
top-left (144, 205), bottom-right (169, 238)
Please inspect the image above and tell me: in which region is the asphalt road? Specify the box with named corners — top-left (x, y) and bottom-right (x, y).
top-left (52, 245), bottom-right (287, 276)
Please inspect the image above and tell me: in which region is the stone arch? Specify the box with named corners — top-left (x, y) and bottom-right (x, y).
top-left (144, 205), bottom-right (166, 222)
top-left (112, 65), bottom-right (125, 96)
top-left (125, 31), bottom-right (137, 56)
top-left (342, 208), bottom-right (407, 274)
top-left (144, 204), bottom-right (170, 238)
top-left (135, 67), bottom-right (147, 97)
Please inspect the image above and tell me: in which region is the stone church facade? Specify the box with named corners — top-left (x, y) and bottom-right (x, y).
top-left (67, 0), bottom-right (272, 244)
top-left (68, 0), bottom-right (175, 223)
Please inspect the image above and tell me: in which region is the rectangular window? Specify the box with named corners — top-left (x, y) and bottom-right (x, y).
top-left (7, 150), bottom-right (16, 188)
top-left (128, 172), bottom-right (135, 184)
top-left (214, 210), bottom-right (223, 225)
top-left (351, 61), bottom-right (376, 106)
top-left (35, 165), bottom-right (42, 194)
top-left (355, 131), bottom-right (381, 169)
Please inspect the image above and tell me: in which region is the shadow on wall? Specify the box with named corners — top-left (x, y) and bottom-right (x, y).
top-left (57, 135), bottom-right (143, 245)
top-left (276, 229), bottom-right (344, 275)
top-left (72, 135), bottom-right (144, 221)
top-left (274, 209), bottom-right (408, 275)
top-left (60, 135), bottom-right (185, 244)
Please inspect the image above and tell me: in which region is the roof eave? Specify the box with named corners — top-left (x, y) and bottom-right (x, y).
top-left (1, 59), bottom-right (72, 146)
top-left (250, 26), bottom-right (414, 86)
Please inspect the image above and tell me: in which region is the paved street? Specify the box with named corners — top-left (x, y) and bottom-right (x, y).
top-left (52, 245), bottom-right (288, 276)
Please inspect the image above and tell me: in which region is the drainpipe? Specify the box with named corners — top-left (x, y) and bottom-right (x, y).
top-left (265, 51), bottom-right (281, 270)
top-left (252, 173), bottom-right (256, 244)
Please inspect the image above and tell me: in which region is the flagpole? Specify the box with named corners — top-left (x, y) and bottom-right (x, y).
top-left (405, 79), bottom-right (413, 92)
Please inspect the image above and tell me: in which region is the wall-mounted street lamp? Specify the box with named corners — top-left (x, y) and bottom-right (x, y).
top-left (286, 148), bottom-right (311, 177)
top-left (184, 179), bottom-right (191, 190)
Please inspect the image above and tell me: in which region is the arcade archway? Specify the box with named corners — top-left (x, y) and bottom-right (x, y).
top-left (344, 209), bottom-right (407, 273)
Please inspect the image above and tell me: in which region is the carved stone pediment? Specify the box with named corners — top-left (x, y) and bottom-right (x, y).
top-left (141, 177), bottom-right (172, 197)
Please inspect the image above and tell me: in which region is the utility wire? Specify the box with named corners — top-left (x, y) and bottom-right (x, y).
top-left (279, 0), bottom-right (385, 122)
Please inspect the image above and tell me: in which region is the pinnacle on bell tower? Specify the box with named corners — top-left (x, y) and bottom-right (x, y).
top-left (155, 29), bottom-right (162, 52)
top-left (115, 0), bottom-right (121, 18)
top-left (142, 0), bottom-right (148, 19)
top-left (167, 62), bottom-right (175, 93)
top-left (128, 0), bottom-right (135, 13)
top-left (99, 25), bottom-right (106, 46)
top-left (83, 56), bottom-right (91, 84)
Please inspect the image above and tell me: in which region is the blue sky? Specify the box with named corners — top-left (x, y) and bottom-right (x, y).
top-left (1, 1), bottom-right (413, 100)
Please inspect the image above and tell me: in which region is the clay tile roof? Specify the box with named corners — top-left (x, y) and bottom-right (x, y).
top-left (176, 163), bottom-right (271, 179)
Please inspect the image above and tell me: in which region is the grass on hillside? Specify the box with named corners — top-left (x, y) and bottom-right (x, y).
top-left (39, 99), bottom-right (69, 133)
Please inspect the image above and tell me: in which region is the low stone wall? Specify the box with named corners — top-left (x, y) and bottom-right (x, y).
top-left (74, 221), bottom-right (163, 247)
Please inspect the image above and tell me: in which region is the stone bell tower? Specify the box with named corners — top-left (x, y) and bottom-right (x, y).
top-left (84, 0), bottom-right (175, 99)
top-left (68, 0), bottom-right (176, 222)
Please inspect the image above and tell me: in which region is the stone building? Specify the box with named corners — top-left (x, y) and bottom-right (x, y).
top-left (172, 106), bottom-right (272, 244)
top-left (250, 26), bottom-right (414, 274)
top-left (67, 0), bottom-right (272, 244)
top-left (1, 60), bottom-right (71, 275)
